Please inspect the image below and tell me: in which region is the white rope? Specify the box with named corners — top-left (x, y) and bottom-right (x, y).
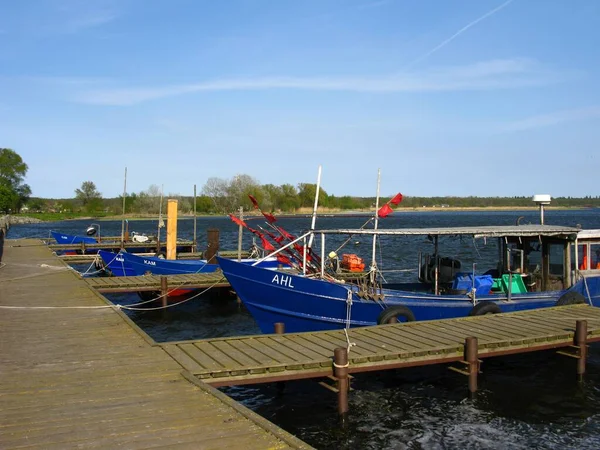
top-left (583, 274), bottom-right (594, 306)
top-left (119, 275), bottom-right (227, 311)
top-left (343, 289), bottom-right (357, 355)
top-left (0, 304), bottom-right (117, 310)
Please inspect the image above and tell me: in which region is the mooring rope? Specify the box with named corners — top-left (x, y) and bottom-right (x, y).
top-left (343, 289), bottom-right (357, 355)
top-left (119, 276), bottom-right (227, 311)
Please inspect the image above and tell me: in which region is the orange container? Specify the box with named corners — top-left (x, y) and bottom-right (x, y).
top-left (341, 254), bottom-right (365, 272)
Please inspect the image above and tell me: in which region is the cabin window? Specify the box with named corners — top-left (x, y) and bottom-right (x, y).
top-left (525, 241), bottom-right (542, 274)
top-left (548, 243), bottom-right (564, 276)
top-left (592, 244), bottom-right (600, 270)
top-left (577, 243), bottom-right (600, 270)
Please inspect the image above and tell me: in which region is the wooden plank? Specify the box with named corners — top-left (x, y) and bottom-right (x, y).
top-left (190, 342), bottom-right (246, 370)
top-left (274, 335), bottom-right (345, 362)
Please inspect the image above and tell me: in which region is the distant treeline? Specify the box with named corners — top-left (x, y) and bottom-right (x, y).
top-left (16, 173), bottom-right (600, 216)
top-left (23, 181), bottom-right (600, 218)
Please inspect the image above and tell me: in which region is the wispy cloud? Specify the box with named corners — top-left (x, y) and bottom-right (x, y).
top-left (71, 58), bottom-right (564, 106)
top-left (405, 0), bottom-right (516, 69)
top-left (502, 106), bottom-right (600, 131)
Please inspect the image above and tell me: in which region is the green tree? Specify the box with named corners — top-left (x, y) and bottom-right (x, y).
top-left (75, 181), bottom-right (102, 213)
top-left (0, 148), bottom-right (31, 213)
top-left (75, 181), bottom-right (102, 205)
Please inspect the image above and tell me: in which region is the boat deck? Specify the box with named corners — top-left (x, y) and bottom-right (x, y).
top-left (0, 239), bottom-right (310, 449)
top-left (163, 305), bottom-right (600, 387)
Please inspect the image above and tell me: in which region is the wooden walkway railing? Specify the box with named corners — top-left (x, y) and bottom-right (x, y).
top-left (161, 305), bottom-right (600, 387)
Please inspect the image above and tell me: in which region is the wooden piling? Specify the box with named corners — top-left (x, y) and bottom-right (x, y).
top-left (274, 322), bottom-right (285, 334)
top-left (465, 336), bottom-right (479, 393)
top-left (205, 228), bottom-right (220, 264)
top-left (166, 199), bottom-right (178, 260)
top-left (333, 347), bottom-right (349, 417)
top-left (576, 320), bottom-right (588, 378)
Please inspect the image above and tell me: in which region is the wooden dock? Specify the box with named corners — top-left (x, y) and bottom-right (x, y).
top-left (0, 239), bottom-right (311, 449)
top-left (85, 272), bottom-right (230, 293)
top-left (48, 240), bottom-right (195, 254)
top-left (161, 305), bottom-right (600, 387)
top-left (59, 250), bottom-right (250, 264)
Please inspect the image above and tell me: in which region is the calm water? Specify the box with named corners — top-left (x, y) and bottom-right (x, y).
top-left (9, 209), bottom-right (600, 449)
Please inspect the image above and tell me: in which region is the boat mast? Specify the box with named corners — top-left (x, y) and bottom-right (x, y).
top-left (370, 169), bottom-right (381, 285)
top-left (120, 167), bottom-right (127, 249)
top-left (193, 184), bottom-right (197, 252)
top-left (307, 165), bottom-right (322, 249)
top-left (157, 184), bottom-right (164, 243)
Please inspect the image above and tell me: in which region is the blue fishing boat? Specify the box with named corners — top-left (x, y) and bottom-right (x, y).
top-left (217, 225), bottom-right (600, 333)
top-left (98, 249), bottom-right (283, 277)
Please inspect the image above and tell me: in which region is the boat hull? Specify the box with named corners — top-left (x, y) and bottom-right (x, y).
top-left (217, 257), bottom-right (600, 334)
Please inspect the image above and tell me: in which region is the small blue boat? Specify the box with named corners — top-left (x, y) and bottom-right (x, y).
top-left (98, 249), bottom-right (283, 277)
top-left (51, 231), bottom-right (97, 245)
top-left (217, 225), bottom-right (600, 333)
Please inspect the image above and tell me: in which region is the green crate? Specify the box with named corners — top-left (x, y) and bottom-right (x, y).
top-left (501, 274), bottom-right (527, 294)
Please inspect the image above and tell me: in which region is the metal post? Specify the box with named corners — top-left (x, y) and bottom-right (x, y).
top-left (465, 336), bottom-right (479, 393)
top-left (160, 276), bottom-right (168, 308)
top-left (370, 169), bottom-right (381, 286)
top-left (193, 184), bottom-right (197, 253)
top-left (333, 347), bottom-right (349, 418)
top-left (120, 167), bottom-right (127, 249)
top-left (237, 206), bottom-right (243, 262)
top-left (576, 320), bottom-right (588, 378)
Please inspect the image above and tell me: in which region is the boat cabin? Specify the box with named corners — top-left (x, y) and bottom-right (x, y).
top-left (312, 224), bottom-right (600, 296)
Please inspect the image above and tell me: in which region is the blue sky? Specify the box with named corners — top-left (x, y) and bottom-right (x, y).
top-left (1, 0), bottom-right (599, 199)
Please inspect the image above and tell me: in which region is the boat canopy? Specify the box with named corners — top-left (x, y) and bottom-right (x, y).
top-left (578, 230), bottom-right (600, 240)
top-left (312, 224), bottom-right (580, 239)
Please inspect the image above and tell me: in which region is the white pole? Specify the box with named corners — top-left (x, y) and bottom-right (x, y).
top-left (157, 184), bottom-right (164, 243)
top-left (120, 167), bottom-right (127, 247)
top-left (307, 165), bottom-right (322, 248)
top-left (370, 169), bottom-right (381, 284)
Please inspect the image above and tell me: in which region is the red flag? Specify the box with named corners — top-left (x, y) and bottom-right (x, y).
top-left (262, 212), bottom-right (277, 223)
top-left (248, 195), bottom-right (260, 209)
top-left (390, 193), bottom-right (403, 205)
top-left (276, 254), bottom-right (291, 265)
top-left (229, 214), bottom-right (246, 228)
top-left (378, 203), bottom-right (394, 218)
top-left (260, 236), bottom-right (275, 252)
top-left (276, 226), bottom-right (295, 241)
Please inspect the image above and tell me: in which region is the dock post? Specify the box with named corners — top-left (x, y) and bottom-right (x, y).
top-left (333, 347), bottom-right (349, 419)
top-left (465, 337), bottom-right (479, 394)
top-left (166, 199), bottom-right (178, 260)
top-left (160, 276), bottom-right (168, 307)
top-left (576, 320), bottom-right (588, 379)
top-left (205, 229), bottom-right (220, 264)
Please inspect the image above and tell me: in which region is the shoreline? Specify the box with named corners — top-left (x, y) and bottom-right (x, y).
top-left (8, 206), bottom-right (595, 223)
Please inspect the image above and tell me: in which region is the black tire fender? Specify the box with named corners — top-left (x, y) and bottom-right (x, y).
top-left (469, 301), bottom-right (502, 316)
top-left (377, 306), bottom-right (416, 324)
top-left (556, 291), bottom-right (586, 306)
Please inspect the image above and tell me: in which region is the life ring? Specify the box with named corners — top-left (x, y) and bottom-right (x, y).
top-left (377, 305), bottom-right (416, 324)
top-left (555, 291), bottom-right (586, 306)
top-left (469, 301), bottom-right (501, 316)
